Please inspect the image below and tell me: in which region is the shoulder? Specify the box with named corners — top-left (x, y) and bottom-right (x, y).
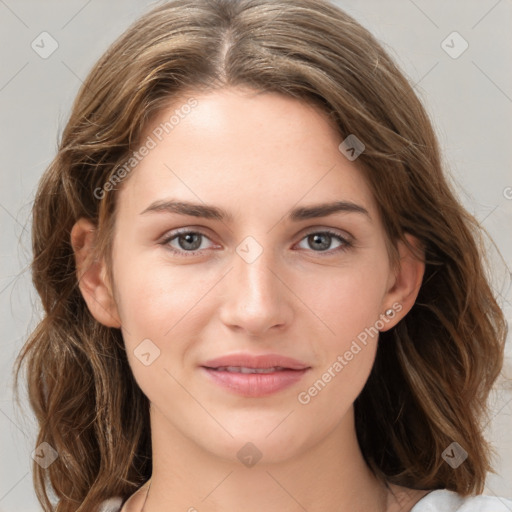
top-left (411, 489), bottom-right (512, 511)
top-left (97, 496), bottom-right (124, 512)
top-left (97, 490), bottom-right (512, 512)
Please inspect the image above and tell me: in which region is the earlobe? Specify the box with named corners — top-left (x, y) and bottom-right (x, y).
top-left (380, 233), bottom-right (425, 332)
top-left (70, 218), bottom-right (121, 328)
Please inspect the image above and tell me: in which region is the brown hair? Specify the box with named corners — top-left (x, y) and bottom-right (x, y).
top-left (14, 0), bottom-right (508, 510)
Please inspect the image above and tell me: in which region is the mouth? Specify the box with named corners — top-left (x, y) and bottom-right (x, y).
top-left (199, 353), bottom-right (311, 397)
top-left (205, 366), bottom-right (295, 374)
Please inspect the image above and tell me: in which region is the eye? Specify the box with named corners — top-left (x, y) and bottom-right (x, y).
top-left (160, 228), bottom-right (352, 257)
top-left (161, 229), bottom-right (214, 256)
top-left (296, 229), bottom-right (352, 254)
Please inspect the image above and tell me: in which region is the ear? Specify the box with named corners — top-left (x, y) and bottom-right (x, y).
top-left (70, 218), bottom-right (121, 328)
top-left (379, 233), bottom-right (425, 331)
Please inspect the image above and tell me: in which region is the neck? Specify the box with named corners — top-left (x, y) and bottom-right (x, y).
top-left (142, 404), bottom-right (391, 512)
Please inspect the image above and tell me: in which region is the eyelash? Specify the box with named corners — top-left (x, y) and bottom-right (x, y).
top-left (160, 228), bottom-right (353, 258)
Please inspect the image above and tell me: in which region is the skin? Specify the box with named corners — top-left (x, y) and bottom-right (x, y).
top-left (71, 87), bottom-right (428, 511)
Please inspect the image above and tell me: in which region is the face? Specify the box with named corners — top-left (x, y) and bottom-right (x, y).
top-left (79, 87), bottom-right (421, 464)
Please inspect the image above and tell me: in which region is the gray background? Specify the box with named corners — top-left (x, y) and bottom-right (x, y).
top-left (1, 1), bottom-right (511, 510)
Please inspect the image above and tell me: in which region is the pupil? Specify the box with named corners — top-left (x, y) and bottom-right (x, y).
top-left (181, 233), bottom-right (201, 250)
top-left (310, 233), bottom-right (330, 250)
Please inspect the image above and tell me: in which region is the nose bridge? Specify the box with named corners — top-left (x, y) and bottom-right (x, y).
top-left (219, 234), bottom-right (290, 334)
top-left (234, 235), bottom-right (280, 305)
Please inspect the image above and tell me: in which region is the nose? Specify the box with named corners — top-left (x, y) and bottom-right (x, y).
top-left (218, 241), bottom-right (293, 337)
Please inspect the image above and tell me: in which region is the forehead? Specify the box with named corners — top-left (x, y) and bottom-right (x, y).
top-left (116, 88), bottom-right (378, 220)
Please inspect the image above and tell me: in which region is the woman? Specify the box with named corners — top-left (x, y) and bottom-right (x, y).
top-left (14, 0), bottom-right (512, 511)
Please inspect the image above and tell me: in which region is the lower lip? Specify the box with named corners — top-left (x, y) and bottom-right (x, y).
top-left (200, 367), bottom-right (310, 397)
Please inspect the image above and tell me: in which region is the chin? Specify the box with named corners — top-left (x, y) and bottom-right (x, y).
top-left (192, 419), bottom-right (316, 467)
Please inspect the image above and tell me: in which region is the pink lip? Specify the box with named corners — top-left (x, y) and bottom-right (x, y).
top-left (200, 353), bottom-right (311, 397)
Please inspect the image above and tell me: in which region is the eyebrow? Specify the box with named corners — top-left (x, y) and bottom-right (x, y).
top-left (140, 199), bottom-right (371, 222)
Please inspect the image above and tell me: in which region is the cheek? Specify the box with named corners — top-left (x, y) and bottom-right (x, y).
top-left (295, 270), bottom-right (384, 421)
top-left (294, 259), bottom-right (388, 407)
top-left (113, 262), bottom-right (208, 403)
top-left (111, 238), bottom-right (210, 335)
top-left (305, 261), bottom-right (389, 346)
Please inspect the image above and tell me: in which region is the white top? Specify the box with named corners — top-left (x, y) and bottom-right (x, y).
top-left (98, 497), bottom-right (123, 512)
top-left (98, 489), bottom-right (512, 512)
top-left (410, 490), bottom-right (512, 511)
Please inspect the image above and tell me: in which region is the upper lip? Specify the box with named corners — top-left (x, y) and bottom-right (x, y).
top-left (201, 353), bottom-right (310, 370)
